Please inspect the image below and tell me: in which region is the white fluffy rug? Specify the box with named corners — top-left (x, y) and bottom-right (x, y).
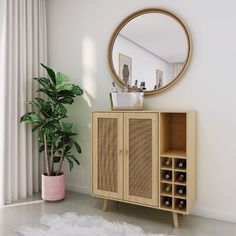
top-left (16, 212), bottom-right (169, 236)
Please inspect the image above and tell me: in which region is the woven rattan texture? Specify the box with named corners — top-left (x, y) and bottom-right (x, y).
top-left (97, 118), bottom-right (118, 193)
top-left (129, 119), bottom-right (152, 199)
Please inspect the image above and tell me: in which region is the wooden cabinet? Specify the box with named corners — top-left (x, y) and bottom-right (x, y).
top-left (92, 111), bottom-right (196, 227)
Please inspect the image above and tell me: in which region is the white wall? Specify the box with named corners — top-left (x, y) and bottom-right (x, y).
top-left (112, 35), bottom-right (173, 89)
top-left (46, 0), bottom-right (236, 223)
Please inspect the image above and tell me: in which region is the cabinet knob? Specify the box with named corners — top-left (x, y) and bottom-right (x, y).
top-left (119, 150), bottom-right (123, 155)
top-left (124, 150), bottom-right (128, 156)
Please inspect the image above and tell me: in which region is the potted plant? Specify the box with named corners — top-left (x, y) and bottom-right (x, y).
top-left (20, 64), bottom-right (83, 201)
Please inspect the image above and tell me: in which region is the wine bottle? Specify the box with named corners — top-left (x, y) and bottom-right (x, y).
top-left (178, 160), bottom-right (186, 168)
top-left (165, 158), bottom-right (171, 167)
top-left (164, 197), bottom-right (172, 206)
top-left (178, 186), bottom-right (185, 195)
top-left (177, 200), bottom-right (185, 209)
top-left (140, 82), bottom-right (146, 91)
top-left (178, 173), bottom-right (185, 182)
top-left (165, 184), bottom-right (171, 193)
top-left (164, 171), bottom-right (172, 180)
top-left (111, 82), bottom-right (117, 93)
top-left (132, 80), bottom-right (138, 91)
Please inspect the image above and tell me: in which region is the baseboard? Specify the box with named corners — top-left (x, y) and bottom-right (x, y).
top-left (65, 183), bottom-right (236, 223)
top-left (65, 183), bottom-right (90, 195)
top-left (191, 206), bottom-right (236, 224)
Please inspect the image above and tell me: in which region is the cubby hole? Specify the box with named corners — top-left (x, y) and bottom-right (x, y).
top-left (174, 158), bottom-right (187, 170)
top-left (161, 157), bottom-right (173, 169)
top-left (161, 183), bottom-right (172, 195)
top-left (161, 170), bottom-right (173, 182)
top-left (174, 198), bottom-right (187, 212)
top-left (160, 113), bottom-right (186, 157)
top-left (174, 185), bottom-right (187, 198)
top-left (161, 196), bottom-right (173, 209)
top-left (174, 171), bottom-right (187, 184)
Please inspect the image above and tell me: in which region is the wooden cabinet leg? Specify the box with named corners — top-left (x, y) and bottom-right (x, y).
top-left (172, 212), bottom-right (179, 228)
top-left (102, 199), bottom-right (108, 212)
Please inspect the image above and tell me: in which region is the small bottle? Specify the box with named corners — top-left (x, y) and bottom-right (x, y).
top-left (177, 200), bottom-right (185, 209)
top-left (178, 186), bottom-right (185, 195)
top-left (132, 80), bottom-right (138, 91)
top-left (140, 82), bottom-right (146, 91)
top-left (178, 160), bottom-right (186, 168)
top-left (164, 197), bottom-right (172, 206)
top-left (164, 171), bottom-right (172, 180)
top-left (111, 82), bottom-right (117, 93)
top-left (177, 173), bottom-right (185, 182)
top-left (165, 184), bottom-right (171, 193)
top-left (165, 158), bottom-right (171, 167)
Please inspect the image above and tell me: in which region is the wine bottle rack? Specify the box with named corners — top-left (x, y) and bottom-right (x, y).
top-left (160, 156), bottom-right (188, 212)
top-left (158, 112), bottom-right (197, 215)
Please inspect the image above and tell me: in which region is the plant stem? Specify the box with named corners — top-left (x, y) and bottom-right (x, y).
top-left (56, 149), bottom-right (64, 176)
top-left (49, 143), bottom-right (54, 175)
top-left (44, 133), bottom-right (50, 176)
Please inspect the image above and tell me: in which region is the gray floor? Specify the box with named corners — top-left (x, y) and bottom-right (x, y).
top-left (0, 192), bottom-right (235, 236)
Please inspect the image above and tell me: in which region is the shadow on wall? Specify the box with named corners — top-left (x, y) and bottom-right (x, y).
top-left (64, 88), bottom-right (97, 192)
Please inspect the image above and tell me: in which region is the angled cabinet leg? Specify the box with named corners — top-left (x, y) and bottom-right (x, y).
top-left (172, 212), bottom-right (179, 228)
top-left (102, 199), bottom-right (109, 212)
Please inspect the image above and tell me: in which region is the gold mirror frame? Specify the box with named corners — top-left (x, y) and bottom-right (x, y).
top-left (108, 8), bottom-right (192, 95)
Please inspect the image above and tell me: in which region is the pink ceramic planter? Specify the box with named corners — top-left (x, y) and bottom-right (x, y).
top-left (42, 173), bottom-right (65, 201)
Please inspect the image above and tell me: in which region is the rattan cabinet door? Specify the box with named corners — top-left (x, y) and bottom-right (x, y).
top-left (123, 113), bottom-right (158, 206)
top-left (92, 112), bottom-right (123, 200)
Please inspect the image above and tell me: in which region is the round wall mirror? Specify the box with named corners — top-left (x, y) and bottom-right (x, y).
top-left (108, 8), bottom-right (192, 95)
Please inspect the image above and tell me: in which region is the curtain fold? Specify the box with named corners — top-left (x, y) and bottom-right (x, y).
top-left (0, 0), bottom-right (47, 205)
top-left (173, 62), bottom-right (184, 78)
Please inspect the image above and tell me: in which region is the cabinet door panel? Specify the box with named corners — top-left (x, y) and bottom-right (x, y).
top-left (124, 113), bottom-right (158, 206)
top-left (92, 113), bottom-right (123, 199)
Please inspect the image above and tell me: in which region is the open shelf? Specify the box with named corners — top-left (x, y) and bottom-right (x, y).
top-left (174, 185), bottom-right (187, 198)
top-left (160, 196), bottom-right (173, 210)
top-left (161, 167), bottom-right (173, 171)
top-left (161, 183), bottom-right (172, 195)
top-left (174, 158), bottom-right (187, 170)
top-left (174, 194), bottom-right (187, 199)
top-left (160, 157), bottom-right (173, 168)
top-left (161, 170), bottom-right (173, 182)
top-left (160, 113), bottom-right (187, 158)
top-left (173, 182), bottom-right (186, 186)
top-left (174, 171), bottom-right (187, 184)
top-left (174, 198), bottom-right (187, 212)
top-left (161, 193), bottom-right (173, 197)
top-left (160, 150), bottom-right (186, 158)
top-left (174, 168), bottom-right (187, 173)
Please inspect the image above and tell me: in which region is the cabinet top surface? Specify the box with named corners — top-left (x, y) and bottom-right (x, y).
top-left (92, 110), bottom-right (196, 113)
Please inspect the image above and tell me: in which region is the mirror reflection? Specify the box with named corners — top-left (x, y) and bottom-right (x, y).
top-left (111, 12), bottom-right (189, 92)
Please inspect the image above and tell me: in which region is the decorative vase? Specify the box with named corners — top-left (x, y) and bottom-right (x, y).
top-left (42, 173), bottom-right (65, 201)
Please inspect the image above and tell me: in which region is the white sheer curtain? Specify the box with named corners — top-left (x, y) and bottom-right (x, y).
top-left (173, 62), bottom-right (184, 78)
top-left (0, 0), bottom-right (47, 205)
